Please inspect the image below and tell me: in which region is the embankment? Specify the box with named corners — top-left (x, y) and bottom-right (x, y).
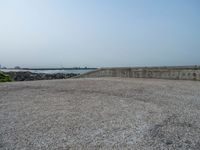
top-left (77, 66), bottom-right (200, 80)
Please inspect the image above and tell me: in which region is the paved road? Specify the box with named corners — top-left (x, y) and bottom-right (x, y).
top-left (0, 78), bottom-right (200, 149)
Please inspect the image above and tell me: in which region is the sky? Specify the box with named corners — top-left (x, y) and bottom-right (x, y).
top-left (0, 0), bottom-right (200, 68)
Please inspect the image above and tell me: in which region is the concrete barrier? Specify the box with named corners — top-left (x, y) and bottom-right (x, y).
top-left (76, 66), bottom-right (200, 81)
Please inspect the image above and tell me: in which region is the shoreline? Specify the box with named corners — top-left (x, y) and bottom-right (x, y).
top-left (0, 68), bottom-right (96, 75)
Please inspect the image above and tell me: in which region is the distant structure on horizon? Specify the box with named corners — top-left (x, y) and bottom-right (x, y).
top-left (14, 66), bottom-right (21, 69)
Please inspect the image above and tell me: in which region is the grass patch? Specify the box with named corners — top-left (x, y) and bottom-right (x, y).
top-left (0, 71), bottom-right (12, 82)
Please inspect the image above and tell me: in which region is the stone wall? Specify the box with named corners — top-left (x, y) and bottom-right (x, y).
top-left (77, 66), bottom-right (200, 81)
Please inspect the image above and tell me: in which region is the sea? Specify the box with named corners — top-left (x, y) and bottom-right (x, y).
top-left (0, 69), bottom-right (96, 74)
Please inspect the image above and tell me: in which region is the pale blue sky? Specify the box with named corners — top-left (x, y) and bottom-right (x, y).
top-left (0, 0), bottom-right (199, 68)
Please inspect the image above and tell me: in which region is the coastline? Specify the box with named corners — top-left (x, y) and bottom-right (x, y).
top-left (0, 68), bottom-right (96, 74)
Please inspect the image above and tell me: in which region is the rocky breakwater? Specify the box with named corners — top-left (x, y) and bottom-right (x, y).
top-left (5, 71), bottom-right (78, 81)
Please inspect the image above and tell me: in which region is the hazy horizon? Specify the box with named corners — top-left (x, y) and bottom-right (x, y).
top-left (0, 0), bottom-right (200, 68)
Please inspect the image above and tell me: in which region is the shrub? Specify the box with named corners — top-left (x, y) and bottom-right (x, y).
top-left (0, 71), bottom-right (12, 82)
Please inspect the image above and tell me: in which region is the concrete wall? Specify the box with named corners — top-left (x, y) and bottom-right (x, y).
top-left (77, 66), bottom-right (200, 81)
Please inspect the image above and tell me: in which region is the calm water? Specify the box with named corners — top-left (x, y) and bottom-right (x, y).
top-left (0, 69), bottom-right (96, 74)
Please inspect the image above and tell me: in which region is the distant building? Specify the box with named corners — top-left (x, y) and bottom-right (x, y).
top-left (14, 66), bottom-right (21, 69)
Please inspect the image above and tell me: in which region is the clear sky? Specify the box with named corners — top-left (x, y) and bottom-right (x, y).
top-left (0, 0), bottom-right (199, 68)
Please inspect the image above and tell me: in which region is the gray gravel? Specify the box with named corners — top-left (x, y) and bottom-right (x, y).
top-left (0, 78), bottom-right (200, 150)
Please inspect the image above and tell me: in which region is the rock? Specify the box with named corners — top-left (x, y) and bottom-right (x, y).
top-left (165, 139), bottom-right (173, 145)
top-left (5, 71), bottom-right (78, 81)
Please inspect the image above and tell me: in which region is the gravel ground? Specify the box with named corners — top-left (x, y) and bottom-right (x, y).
top-left (0, 78), bottom-right (200, 150)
